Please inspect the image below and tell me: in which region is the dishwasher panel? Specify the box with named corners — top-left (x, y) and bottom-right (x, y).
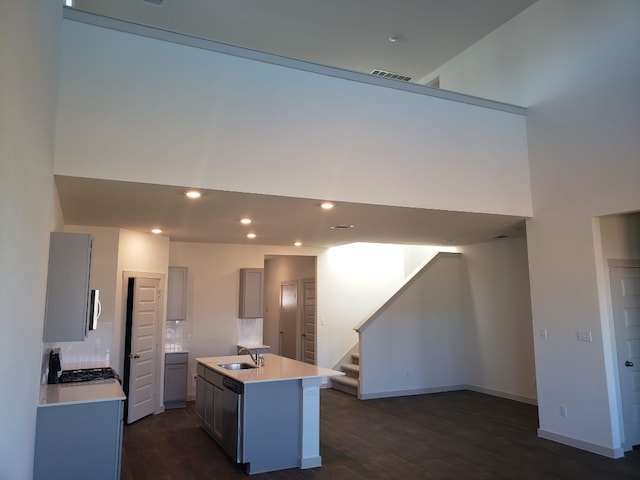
top-left (222, 376), bottom-right (244, 462)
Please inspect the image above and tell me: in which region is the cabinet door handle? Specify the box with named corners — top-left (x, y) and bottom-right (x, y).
top-left (626, 361), bottom-right (634, 367)
top-left (130, 353), bottom-right (141, 359)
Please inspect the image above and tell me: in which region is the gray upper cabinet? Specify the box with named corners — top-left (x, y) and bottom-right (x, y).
top-left (239, 268), bottom-right (264, 318)
top-left (43, 232), bottom-right (93, 342)
top-left (167, 267), bottom-right (188, 321)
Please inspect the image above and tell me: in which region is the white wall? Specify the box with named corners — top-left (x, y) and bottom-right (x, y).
top-left (0, 2), bottom-right (61, 478)
top-left (426, 0), bottom-right (640, 456)
top-left (54, 17), bottom-right (531, 218)
top-left (359, 254), bottom-right (465, 398)
top-left (459, 237), bottom-right (536, 403)
top-left (316, 243), bottom-right (445, 368)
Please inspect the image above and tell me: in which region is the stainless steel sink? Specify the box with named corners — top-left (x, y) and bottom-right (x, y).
top-left (218, 362), bottom-right (257, 370)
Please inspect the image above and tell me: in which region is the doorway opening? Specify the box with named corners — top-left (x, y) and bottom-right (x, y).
top-left (609, 261), bottom-right (640, 450)
top-left (263, 255), bottom-right (316, 364)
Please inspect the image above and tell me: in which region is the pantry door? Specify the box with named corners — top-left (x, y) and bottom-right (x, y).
top-left (127, 276), bottom-right (162, 424)
top-left (280, 281), bottom-right (298, 359)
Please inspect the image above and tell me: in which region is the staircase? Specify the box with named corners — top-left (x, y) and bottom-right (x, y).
top-left (331, 352), bottom-right (359, 397)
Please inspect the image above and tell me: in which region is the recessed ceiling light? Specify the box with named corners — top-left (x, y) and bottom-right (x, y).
top-left (151, 228), bottom-right (162, 234)
top-left (330, 224), bottom-right (354, 230)
top-left (294, 241), bottom-right (302, 247)
top-left (247, 233), bottom-right (256, 239)
top-left (321, 202), bottom-right (335, 210)
top-left (184, 190), bottom-right (201, 199)
top-left (240, 218), bottom-right (252, 225)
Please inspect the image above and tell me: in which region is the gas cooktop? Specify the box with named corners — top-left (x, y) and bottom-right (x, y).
top-left (58, 367), bottom-right (119, 384)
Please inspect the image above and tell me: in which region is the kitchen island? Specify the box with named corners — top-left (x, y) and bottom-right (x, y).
top-left (196, 353), bottom-right (344, 475)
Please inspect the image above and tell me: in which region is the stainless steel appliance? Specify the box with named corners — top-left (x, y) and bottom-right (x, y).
top-left (222, 376), bottom-right (244, 462)
top-left (58, 367), bottom-right (119, 383)
top-left (89, 289), bottom-right (101, 331)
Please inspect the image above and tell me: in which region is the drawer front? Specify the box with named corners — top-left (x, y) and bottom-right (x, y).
top-left (204, 367), bottom-right (223, 388)
top-left (196, 363), bottom-right (205, 377)
top-left (165, 352), bottom-right (188, 365)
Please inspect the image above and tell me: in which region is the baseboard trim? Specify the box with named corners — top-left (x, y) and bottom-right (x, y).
top-left (467, 385), bottom-right (537, 405)
top-left (537, 429), bottom-right (624, 459)
top-left (359, 384), bottom-right (537, 404)
top-left (359, 384), bottom-right (467, 400)
top-left (300, 455), bottom-right (322, 469)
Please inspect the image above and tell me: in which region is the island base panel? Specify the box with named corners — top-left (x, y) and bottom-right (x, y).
top-left (243, 379), bottom-right (301, 474)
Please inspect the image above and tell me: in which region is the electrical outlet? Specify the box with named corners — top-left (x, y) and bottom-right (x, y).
top-left (560, 405), bottom-right (568, 417)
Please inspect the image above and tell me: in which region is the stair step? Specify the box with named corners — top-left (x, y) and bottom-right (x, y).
top-left (331, 375), bottom-right (358, 397)
top-left (341, 363), bottom-right (360, 379)
top-left (351, 353), bottom-right (359, 365)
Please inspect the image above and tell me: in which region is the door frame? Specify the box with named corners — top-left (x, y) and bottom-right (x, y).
top-left (608, 259), bottom-right (640, 451)
top-left (122, 270), bottom-right (166, 417)
top-left (300, 278), bottom-right (317, 365)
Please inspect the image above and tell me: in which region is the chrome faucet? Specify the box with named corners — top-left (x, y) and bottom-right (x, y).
top-left (239, 347), bottom-right (264, 366)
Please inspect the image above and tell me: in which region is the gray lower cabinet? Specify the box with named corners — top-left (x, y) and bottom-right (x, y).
top-left (195, 363), bottom-right (301, 474)
top-left (197, 364), bottom-right (224, 445)
top-left (195, 374), bottom-right (205, 422)
top-left (164, 352), bottom-right (188, 409)
top-left (34, 399), bottom-right (124, 480)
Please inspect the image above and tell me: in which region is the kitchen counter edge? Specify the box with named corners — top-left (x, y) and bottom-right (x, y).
top-left (38, 380), bottom-right (126, 407)
top-left (196, 353), bottom-right (344, 384)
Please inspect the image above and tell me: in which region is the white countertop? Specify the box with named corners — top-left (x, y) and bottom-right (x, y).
top-left (165, 347), bottom-right (189, 353)
top-left (196, 353), bottom-right (344, 384)
top-left (238, 344), bottom-right (270, 350)
top-left (38, 380), bottom-right (126, 407)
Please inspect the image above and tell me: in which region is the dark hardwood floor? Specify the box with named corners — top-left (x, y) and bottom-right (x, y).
top-left (121, 389), bottom-right (640, 479)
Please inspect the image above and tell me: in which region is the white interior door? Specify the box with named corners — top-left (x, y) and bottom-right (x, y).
top-left (279, 281), bottom-right (298, 359)
top-left (610, 265), bottom-right (640, 450)
top-left (128, 277), bottom-right (161, 424)
top-left (301, 279), bottom-right (316, 365)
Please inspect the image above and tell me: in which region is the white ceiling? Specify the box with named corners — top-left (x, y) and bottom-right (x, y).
top-left (57, 176), bottom-right (525, 248)
top-left (60, 1), bottom-right (535, 247)
top-left (72, 0), bottom-right (538, 83)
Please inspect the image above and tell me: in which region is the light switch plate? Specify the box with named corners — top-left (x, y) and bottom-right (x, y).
top-left (577, 330), bottom-right (592, 342)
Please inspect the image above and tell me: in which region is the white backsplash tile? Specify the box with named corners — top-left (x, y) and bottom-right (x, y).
top-left (237, 317), bottom-right (263, 346)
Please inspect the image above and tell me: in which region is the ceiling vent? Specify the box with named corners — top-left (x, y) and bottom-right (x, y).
top-left (370, 69), bottom-right (412, 82)
top-left (142, 0), bottom-right (164, 6)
